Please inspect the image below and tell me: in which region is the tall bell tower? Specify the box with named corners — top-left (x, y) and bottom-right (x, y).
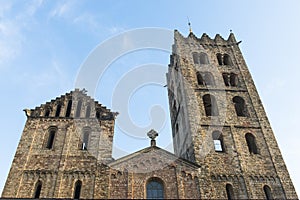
top-left (167, 30), bottom-right (297, 199)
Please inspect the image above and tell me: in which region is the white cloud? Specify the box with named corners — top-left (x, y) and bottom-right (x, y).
top-left (49, 1), bottom-right (74, 18)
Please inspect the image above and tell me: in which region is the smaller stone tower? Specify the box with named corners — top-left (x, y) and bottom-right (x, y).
top-left (2, 89), bottom-right (116, 199)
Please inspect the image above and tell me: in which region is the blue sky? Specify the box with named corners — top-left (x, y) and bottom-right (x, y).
top-left (0, 0), bottom-right (300, 195)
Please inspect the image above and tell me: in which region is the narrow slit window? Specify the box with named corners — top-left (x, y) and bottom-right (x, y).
top-left (226, 184), bottom-right (234, 200)
top-left (73, 180), bottom-right (82, 199)
top-left (75, 100), bottom-right (82, 118)
top-left (55, 104), bottom-right (61, 117)
top-left (245, 133), bottom-right (258, 154)
top-left (66, 100), bottom-right (72, 117)
top-left (34, 181), bottom-right (42, 198)
top-left (85, 105), bottom-right (91, 118)
top-left (263, 185), bottom-right (273, 200)
top-left (46, 129), bottom-right (56, 149)
top-left (82, 130), bottom-right (90, 150)
top-left (44, 108), bottom-right (50, 117)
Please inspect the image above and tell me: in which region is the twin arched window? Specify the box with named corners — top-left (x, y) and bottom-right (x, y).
top-left (146, 178), bottom-right (164, 199)
top-left (222, 73), bottom-right (238, 87)
top-left (203, 94), bottom-right (219, 116)
top-left (193, 52), bottom-right (209, 65)
top-left (197, 72), bottom-right (215, 86)
top-left (217, 53), bottom-right (232, 66)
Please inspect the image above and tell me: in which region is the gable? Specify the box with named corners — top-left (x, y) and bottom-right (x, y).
top-left (109, 146), bottom-right (199, 173)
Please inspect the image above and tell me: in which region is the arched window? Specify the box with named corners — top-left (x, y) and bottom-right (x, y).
top-left (245, 133), bottom-right (258, 154)
top-left (199, 52), bottom-right (209, 64)
top-left (146, 178), bottom-right (164, 199)
top-left (223, 54), bottom-right (232, 65)
top-left (82, 128), bottom-right (90, 150)
top-left (263, 185), bottom-right (273, 200)
top-left (75, 100), bottom-right (82, 118)
top-left (212, 131), bottom-right (224, 152)
top-left (230, 73), bottom-right (238, 86)
top-left (46, 128), bottom-right (56, 149)
top-left (226, 184), bottom-right (234, 200)
top-left (73, 180), bottom-right (82, 199)
top-left (34, 181), bottom-right (42, 198)
top-left (66, 100), bottom-right (72, 117)
top-left (233, 96), bottom-right (248, 117)
top-left (192, 52), bottom-right (199, 64)
top-left (217, 53), bottom-right (223, 65)
top-left (203, 72), bottom-right (215, 86)
top-left (203, 94), bottom-right (219, 116)
top-left (196, 72), bottom-right (204, 85)
top-left (85, 104), bottom-right (91, 118)
top-left (44, 108), bottom-right (50, 117)
top-left (222, 73), bottom-right (230, 86)
top-left (55, 104), bottom-right (61, 117)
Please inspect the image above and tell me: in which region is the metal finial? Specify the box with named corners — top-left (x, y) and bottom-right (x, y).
top-left (187, 17), bottom-right (192, 33)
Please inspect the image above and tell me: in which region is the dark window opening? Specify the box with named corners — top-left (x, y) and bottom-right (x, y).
top-left (175, 123), bottom-right (179, 132)
top-left (245, 133), bottom-right (258, 154)
top-left (233, 96), bottom-right (248, 117)
top-left (217, 53), bottom-right (223, 65)
top-left (66, 100), bottom-right (72, 117)
top-left (203, 72), bottom-right (215, 86)
top-left (212, 131), bottom-right (225, 152)
top-left (44, 109), bottom-right (50, 117)
top-left (82, 130), bottom-right (90, 150)
top-left (46, 129), bottom-right (56, 149)
top-left (146, 178), bottom-right (164, 199)
top-left (73, 180), bottom-right (82, 199)
top-left (96, 110), bottom-right (100, 119)
top-left (263, 185), bottom-right (273, 200)
top-left (75, 100), bottom-right (82, 118)
top-left (226, 184), bottom-right (234, 200)
top-left (223, 54), bottom-right (232, 65)
top-left (230, 73), bottom-right (238, 86)
top-left (85, 105), bottom-right (91, 118)
top-left (55, 104), bottom-right (61, 117)
top-left (203, 94), bottom-right (219, 116)
top-left (200, 52), bottom-right (209, 64)
top-left (192, 52), bottom-right (199, 64)
top-left (197, 72), bottom-right (204, 85)
top-left (222, 73), bottom-right (230, 86)
top-left (34, 181), bottom-right (42, 198)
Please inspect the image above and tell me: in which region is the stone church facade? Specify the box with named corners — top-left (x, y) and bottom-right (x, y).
top-left (1, 30), bottom-right (298, 199)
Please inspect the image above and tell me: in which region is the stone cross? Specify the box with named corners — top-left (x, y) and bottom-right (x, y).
top-left (147, 129), bottom-right (158, 146)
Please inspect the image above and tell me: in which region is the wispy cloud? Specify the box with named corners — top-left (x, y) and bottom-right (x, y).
top-left (0, 0), bottom-right (44, 66)
top-left (49, 1), bottom-right (74, 18)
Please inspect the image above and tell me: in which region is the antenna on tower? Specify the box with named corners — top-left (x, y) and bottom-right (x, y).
top-left (187, 16), bottom-right (192, 33)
